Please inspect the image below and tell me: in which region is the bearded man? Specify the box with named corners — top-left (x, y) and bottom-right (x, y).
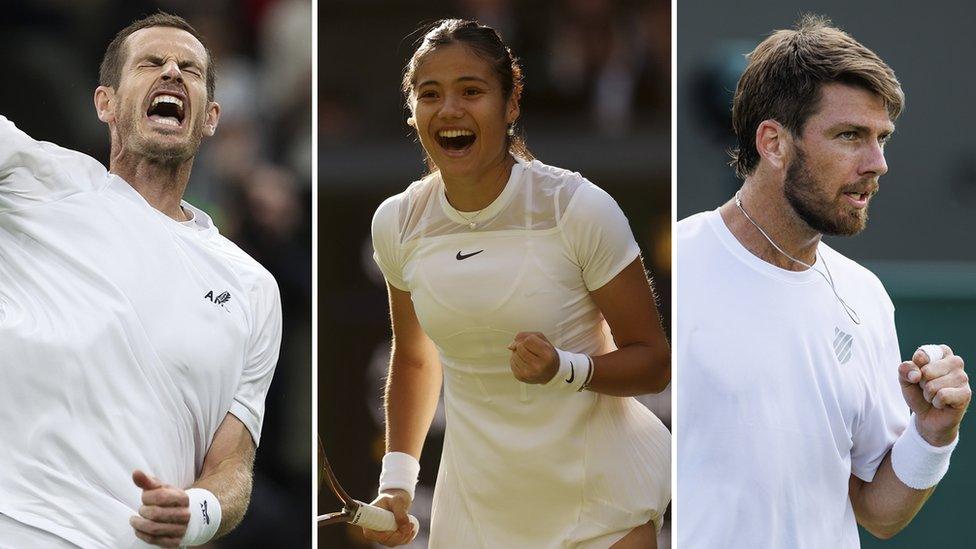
top-left (0, 13), bottom-right (281, 548)
top-left (676, 15), bottom-right (971, 548)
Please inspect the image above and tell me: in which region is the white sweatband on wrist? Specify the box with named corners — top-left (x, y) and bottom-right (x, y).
top-left (379, 452), bottom-right (420, 501)
top-left (891, 414), bottom-right (958, 490)
top-left (547, 349), bottom-right (591, 392)
top-left (181, 488), bottom-right (221, 547)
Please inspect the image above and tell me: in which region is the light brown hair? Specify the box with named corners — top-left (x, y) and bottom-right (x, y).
top-left (730, 14), bottom-right (903, 179)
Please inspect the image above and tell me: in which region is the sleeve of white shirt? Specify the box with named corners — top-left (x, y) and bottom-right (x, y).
top-left (229, 273), bottom-right (283, 446)
top-left (850, 292), bottom-right (911, 481)
top-left (0, 115), bottom-right (106, 213)
top-left (561, 181), bottom-right (641, 290)
top-left (371, 195), bottom-right (409, 291)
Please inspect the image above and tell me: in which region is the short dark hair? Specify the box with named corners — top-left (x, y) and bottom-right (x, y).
top-left (402, 18), bottom-right (533, 172)
top-left (730, 14), bottom-right (903, 179)
top-left (99, 12), bottom-right (216, 101)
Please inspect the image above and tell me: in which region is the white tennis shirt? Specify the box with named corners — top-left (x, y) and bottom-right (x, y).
top-left (0, 116), bottom-right (281, 548)
top-left (373, 159), bottom-right (671, 548)
top-left (676, 209), bottom-right (909, 548)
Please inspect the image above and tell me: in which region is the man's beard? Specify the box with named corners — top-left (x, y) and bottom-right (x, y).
top-left (784, 147), bottom-right (869, 236)
top-left (116, 107), bottom-right (203, 165)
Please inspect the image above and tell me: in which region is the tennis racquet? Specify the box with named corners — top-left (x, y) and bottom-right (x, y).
top-left (317, 436), bottom-right (420, 538)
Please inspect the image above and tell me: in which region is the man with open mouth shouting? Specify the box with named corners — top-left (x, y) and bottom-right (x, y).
top-left (0, 13), bottom-right (281, 548)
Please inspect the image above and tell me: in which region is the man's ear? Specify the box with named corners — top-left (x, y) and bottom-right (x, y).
top-left (203, 101), bottom-right (221, 137)
top-left (755, 119), bottom-right (791, 171)
top-left (94, 86), bottom-right (116, 124)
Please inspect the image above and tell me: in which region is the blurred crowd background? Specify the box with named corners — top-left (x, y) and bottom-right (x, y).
top-left (320, 0), bottom-right (671, 547)
top-left (678, 1), bottom-right (976, 546)
top-left (1, 0), bottom-right (312, 546)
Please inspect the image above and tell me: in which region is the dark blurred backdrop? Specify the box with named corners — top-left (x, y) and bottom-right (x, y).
top-left (0, 1), bottom-right (312, 546)
top-left (678, 1), bottom-right (976, 546)
top-left (319, 0), bottom-right (671, 547)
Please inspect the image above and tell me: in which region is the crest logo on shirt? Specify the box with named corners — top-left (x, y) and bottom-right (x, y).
top-left (833, 327), bottom-right (854, 364)
top-left (204, 290), bottom-right (232, 310)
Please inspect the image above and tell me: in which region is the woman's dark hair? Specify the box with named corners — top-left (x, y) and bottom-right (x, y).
top-left (402, 19), bottom-right (533, 172)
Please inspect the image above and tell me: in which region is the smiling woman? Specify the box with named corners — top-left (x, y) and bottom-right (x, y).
top-left (355, 18), bottom-right (671, 549)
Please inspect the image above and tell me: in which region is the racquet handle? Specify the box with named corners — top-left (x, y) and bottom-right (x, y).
top-left (351, 503), bottom-right (420, 540)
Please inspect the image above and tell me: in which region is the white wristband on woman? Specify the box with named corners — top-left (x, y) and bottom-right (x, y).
top-left (547, 348), bottom-right (593, 392)
top-left (180, 488), bottom-right (221, 546)
top-left (891, 414), bottom-right (958, 490)
top-left (379, 452), bottom-right (421, 501)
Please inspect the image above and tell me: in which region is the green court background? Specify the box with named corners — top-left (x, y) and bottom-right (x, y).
top-left (863, 263), bottom-right (976, 546)
top-left (678, 0), bottom-right (976, 542)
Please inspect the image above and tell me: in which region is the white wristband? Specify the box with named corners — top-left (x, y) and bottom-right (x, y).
top-left (547, 349), bottom-right (592, 392)
top-left (891, 414), bottom-right (958, 490)
top-left (181, 488), bottom-right (221, 547)
top-left (379, 452), bottom-right (420, 501)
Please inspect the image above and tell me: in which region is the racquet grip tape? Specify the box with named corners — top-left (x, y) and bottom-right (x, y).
top-left (351, 504), bottom-right (420, 540)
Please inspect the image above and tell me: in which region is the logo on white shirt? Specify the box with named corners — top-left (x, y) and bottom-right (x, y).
top-left (204, 290), bottom-right (232, 309)
top-left (456, 249), bottom-right (484, 260)
top-left (833, 327), bottom-right (854, 364)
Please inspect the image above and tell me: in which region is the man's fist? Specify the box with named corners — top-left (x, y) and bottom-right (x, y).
top-left (507, 332), bottom-right (559, 384)
top-left (899, 345), bottom-right (971, 446)
top-left (129, 470), bottom-right (190, 548)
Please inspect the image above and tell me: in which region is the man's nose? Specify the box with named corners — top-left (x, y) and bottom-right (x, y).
top-left (861, 139), bottom-right (888, 178)
top-left (160, 60), bottom-right (184, 83)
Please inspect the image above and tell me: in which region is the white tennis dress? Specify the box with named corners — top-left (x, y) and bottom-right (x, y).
top-left (372, 159), bottom-right (671, 548)
top-left (0, 116), bottom-right (281, 548)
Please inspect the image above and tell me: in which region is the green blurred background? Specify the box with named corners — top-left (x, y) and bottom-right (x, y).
top-left (866, 262), bottom-right (976, 546)
top-left (679, 0), bottom-right (976, 544)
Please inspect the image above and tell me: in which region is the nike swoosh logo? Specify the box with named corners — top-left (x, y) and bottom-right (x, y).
top-left (565, 361), bottom-right (575, 383)
top-left (456, 250), bottom-right (484, 260)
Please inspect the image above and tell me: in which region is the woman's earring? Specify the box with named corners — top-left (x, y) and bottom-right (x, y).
top-left (507, 125), bottom-right (515, 137)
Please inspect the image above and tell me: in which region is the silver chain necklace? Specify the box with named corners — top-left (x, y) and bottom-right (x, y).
top-left (448, 160), bottom-right (513, 230)
top-left (455, 207), bottom-right (486, 230)
top-left (734, 191), bottom-right (860, 325)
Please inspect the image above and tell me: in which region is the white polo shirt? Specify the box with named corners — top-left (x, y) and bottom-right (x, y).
top-left (0, 116), bottom-right (281, 548)
top-left (676, 209), bottom-right (909, 548)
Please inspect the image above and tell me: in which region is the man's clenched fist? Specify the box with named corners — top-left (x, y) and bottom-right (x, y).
top-left (899, 344), bottom-right (971, 447)
top-left (129, 470), bottom-right (190, 548)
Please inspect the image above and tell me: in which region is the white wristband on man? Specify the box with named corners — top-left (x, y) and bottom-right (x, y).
top-left (891, 413), bottom-right (958, 490)
top-left (181, 488), bottom-right (221, 546)
top-left (546, 349), bottom-right (593, 392)
top-left (379, 452), bottom-right (421, 501)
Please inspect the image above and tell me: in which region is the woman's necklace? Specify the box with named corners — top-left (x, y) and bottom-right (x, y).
top-left (447, 160), bottom-right (512, 230)
top-left (456, 207), bottom-right (486, 230)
